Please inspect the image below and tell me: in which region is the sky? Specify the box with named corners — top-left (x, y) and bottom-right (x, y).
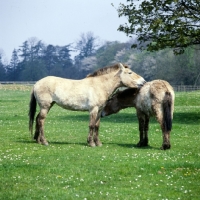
top-left (0, 0), bottom-right (131, 63)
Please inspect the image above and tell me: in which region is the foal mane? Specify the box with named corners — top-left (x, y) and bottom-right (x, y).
top-left (108, 88), bottom-right (139, 102)
top-left (117, 88), bottom-right (139, 99)
top-left (87, 63), bottom-right (129, 77)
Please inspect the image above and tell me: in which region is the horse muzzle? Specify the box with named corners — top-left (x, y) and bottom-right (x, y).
top-left (138, 79), bottom-right (146, 88)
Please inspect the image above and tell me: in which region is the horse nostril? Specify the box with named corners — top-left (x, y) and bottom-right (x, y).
top-left (141, 80), bottom-right (147, 86)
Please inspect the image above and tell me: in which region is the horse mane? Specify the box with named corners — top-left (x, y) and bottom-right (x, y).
top-left (86, 63), bottom-right (129, 77)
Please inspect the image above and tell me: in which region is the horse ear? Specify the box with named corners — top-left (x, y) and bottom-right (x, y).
top-left (118, 63), bottom-right (124, 70)
top-left (115, 63), bottom-right (125, 77)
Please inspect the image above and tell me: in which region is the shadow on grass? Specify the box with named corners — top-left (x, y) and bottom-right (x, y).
top-left (16, 139), bottom-right (87, 146)
top-left (117, 143), bottom-right (160, 150)
top-left (55, 111), bottom-right (200, 125)
top-left (16, 139), bottom-right (161, 150)
top-left (17, 140), bottom-right (35, 144)
top-left (49, 141), bottom-right (87, 146)
top-left (56, 113), bottom-right (137, 123)
top-left (55, 114), bottom-right (89, 122)
top-left (173, 112), bottom-right (200, 124)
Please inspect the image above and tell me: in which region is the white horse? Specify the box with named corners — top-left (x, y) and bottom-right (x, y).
top-left (29, 63), bottom-right (146, 147)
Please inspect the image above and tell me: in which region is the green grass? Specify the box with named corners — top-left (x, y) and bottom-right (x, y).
top-left (0, 85), bottom-right (200, 200)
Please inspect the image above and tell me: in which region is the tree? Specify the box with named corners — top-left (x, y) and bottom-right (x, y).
top-left (29, 38), bottom-right (45, 60)
top-left (6, 49), bottom-right (20, 80)
top-left (44, 44), bottom-right (58, 75)
top-left (95, 41), bottom-right (130, 67)
top-left (0, 54), bottom-right (6, 80)
top-left (19, 60), bottom-right (47, 81)
top-left (58, 45), bottom-right (73, 68)
top-left (80, 56), bottom-right (97, 71)
top-left (75, 32), bottom-right (99, 61)
top-left (117, 0), bottom-right (200, 54)
top-left (18, 40), bottom-right (30, 61)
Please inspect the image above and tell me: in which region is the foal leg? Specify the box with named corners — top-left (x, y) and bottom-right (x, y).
top-left (137, 112), bottom-right (149, 147)
top-left (34, 108), bottom-right (48, 145)
top-left (137, 114), bottom-right (145, 147)
top-left (155, 110), bottom-right (171, 150)
top-left (93, 117), bottom-right (102, 146)
top-left (161, 126), bottom-right (171, 150)
top-left (143, 115), bottom-right (149, 146)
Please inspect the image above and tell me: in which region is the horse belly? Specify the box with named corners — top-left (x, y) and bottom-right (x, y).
top-left (55, 97), bottom-right (90, 111)
top-left (59, 104), bottom-right (89, 111)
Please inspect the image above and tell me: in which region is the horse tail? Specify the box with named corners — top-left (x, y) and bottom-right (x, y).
top-left (28, 90), bottom-right (37, 135)
top-left (163, 91), bottom-right (173, 132)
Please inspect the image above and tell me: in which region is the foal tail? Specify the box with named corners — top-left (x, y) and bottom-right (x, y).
top-left (163, 92), bottom-right (173, 132)
top-left (28, 90), bottom-right (37, 135)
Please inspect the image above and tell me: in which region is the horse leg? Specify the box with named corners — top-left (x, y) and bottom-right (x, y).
top-left (161, 125), bottom-right (171, 150)
top-left (155, 110), bottom-right (171, 150)
top-left (137, 113), bottom-right (145, 147)
top-left (137, 111), bottom-right (149, 147)
top-left (93, 117), bottom-right (102, 146)
top-left (34, 113), bottom-right (40, 141)
top-left (143, 115), bottom-right (149, 146)
top-left (34, 108), bottom-right (48, 145)
top-left (87, 125), bottom-right (95, 147)
top-left (87, 110), bottom-right (98, 147)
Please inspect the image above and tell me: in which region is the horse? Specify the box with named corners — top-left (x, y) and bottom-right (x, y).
top-left (29, 63), bottom-right (146, 147)
top-left (101, 80), bottom-right (175, 150)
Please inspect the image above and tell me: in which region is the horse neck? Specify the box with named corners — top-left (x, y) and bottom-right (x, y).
top-left (118, 95), bottom-right (137, 108)
top-left (132, 98), bottom-right (137, 107)
top-left (101, 73), bottom-right (123, 97)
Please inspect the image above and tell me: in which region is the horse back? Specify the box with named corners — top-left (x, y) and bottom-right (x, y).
top-left (150, 80), bottom-right (175, 130)
top-left (150, 80), bottom-right (175, 112)
top-left (32, 76), bottom-right (110, 111)
top-left (136, 80), bottom-right (174, 117)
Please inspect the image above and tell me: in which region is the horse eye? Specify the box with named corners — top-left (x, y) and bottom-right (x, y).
top-left (128, 72), bottom-right (132, 74)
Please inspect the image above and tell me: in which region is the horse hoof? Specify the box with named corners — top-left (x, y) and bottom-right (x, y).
top-left (41, 142), bottom-right (48, 146)
top-left (137, 142), bottom-right (148, 147)
top-left (160, 144), bottom-right (171, 150)
top-left (137, 142), bottom-right (142, 147)
top-left (36, 139), bottom-right (41, 144)
top-left (41, 140), bottom-right (49, 146)
top-left (96, 142), bottom-right (102, 147)
top-left (88, 142), bottom-right (96, 147)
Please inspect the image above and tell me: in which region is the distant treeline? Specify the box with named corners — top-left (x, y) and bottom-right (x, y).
top-left (0, 33), bottom-right (200, 85)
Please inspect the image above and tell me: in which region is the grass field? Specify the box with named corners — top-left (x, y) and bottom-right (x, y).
top-left (0, 84), bottom-right (200, 200)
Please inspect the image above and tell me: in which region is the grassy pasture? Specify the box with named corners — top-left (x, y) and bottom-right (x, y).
top-left (0, 84), bottom-right (200, 200)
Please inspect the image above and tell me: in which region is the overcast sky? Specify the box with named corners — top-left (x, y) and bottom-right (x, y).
top-left (0, 0), bottom-right (131, 63)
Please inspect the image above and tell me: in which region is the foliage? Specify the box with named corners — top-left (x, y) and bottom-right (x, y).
top-left (95, 41), bottom-right (130, 67)
top-left (0, 35), bottom-right (200, 84)
top-left (0, 86), bottom-right (200, 199)
top-left (75, 32), bottom-right (99, 60)
top-left (129, 46), bottom-right (200, 84)
top-left (117, 0), bottom-right (200, 54)
top-left (0, 55), bottom-right (6, 80)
